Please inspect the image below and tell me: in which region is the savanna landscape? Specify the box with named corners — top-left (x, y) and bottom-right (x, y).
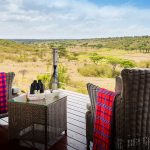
top-left (0, 36), bottom-right (150, 94)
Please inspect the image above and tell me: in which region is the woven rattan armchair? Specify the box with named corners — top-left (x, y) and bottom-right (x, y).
top-left (0, 72), bottom-right (15, 118)
top-left (86, 68), bottom-right (150, 150)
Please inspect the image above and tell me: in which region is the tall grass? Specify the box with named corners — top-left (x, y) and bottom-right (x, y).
top-left (78, 64), bottom-right (120, 78)
top-left (138, 60), bottom-right (150, 68)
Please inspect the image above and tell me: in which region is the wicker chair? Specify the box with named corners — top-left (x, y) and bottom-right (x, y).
top-left (86, 68), bottom-right (150, 150)
top-left (0, 72), bottom-right (15, 119)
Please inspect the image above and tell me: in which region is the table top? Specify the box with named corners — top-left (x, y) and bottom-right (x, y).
top-left (8, 91), bottom-right (67, 106)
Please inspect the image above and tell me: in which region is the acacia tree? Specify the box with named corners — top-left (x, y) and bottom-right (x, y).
top-left (120, 60), bottom-right (136, 68)
top-left (106, 57), bottom-right (122, 77)
top-left (89, 53), bottom-right (104, 64)
top-left (107, 57), bottom-right (136, 77)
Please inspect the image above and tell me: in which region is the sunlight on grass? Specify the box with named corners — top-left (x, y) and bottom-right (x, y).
top-left (0, 38), bottom-right (150, 93)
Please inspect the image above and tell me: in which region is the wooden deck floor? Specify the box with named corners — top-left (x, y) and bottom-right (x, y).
top-left (0, 90), bottom-right (90, 150)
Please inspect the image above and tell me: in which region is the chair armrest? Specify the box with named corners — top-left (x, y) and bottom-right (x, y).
top-left (115, 94), bottom-right (124, 138)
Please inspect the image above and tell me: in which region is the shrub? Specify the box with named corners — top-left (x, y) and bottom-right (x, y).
top-left (78, 64), bottom-right (118, 78)
top-left (58, 65), bottom-right (70, 88)
top-left (58, 45), bottom-right (68, 58)
top-left (96, 43), bottom-right (103, 49)
top-left (138, 60), bottom-right (150, 68)
top-left (89, 53), bottom-right (105, 64)
top-left (120, 60), bottom-right (136, 68)
top-left (37, 74), bottom-right (51, 89)
top-left (16, 55), bottom-right (25, 62)
top-left (31, 56), bottom-right (38, 62)
top-left (102, 56), bottom-right (121, 77)
top-left (106, 56), bottom-right (136, 76)
top-left (37, 65), bottom-right (70, 89)
top-left (12, 55), bottom-right (30, 62)
top-left (67, 54), bottom-right (78, 61)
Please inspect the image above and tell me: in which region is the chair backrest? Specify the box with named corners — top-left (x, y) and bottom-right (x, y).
top-left (87, 83), bottom-right (100, 119)
top-left (6, 72), bottom-right (15, 100)
top-left (0, 72), bottom-right (15, 117)
top-left (121, 69), bottom-right (150, 140)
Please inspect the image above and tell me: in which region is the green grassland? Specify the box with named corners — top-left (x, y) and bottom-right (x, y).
top-left (0, 36), bottom-right (150, 94)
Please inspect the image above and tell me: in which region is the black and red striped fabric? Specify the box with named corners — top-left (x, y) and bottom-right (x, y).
top-left (93, 88), bottom-right (117, 150)
top-left (0, 72), bottom-right (7, 114)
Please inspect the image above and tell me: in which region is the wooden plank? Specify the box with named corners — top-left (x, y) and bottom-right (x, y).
top-left (67, 124), bottom-right (86, 136)
top-left (50, 135), bottom-right (87, 150)
top-left (60, 90), bottom-right (90, 102)
top-left (67, 105), bottom-right (87, 114)
top-left (49, 140), bottom-right (67, 150)
top-left (0, 119), bottom-right (8, 126)
top-left (50, 137), bottom-right (85, 150)
top-left (67, 145), bottom-right (78, 150)
top-left (67, 118), bottom-right (86, 129)
top-left (1, 117), bottom-right (8, 123)
top-left (67, 101), bottom-right (87, 110)
top-left (67, 113), bottom-right (86, 124)
top-left (67, 99), bottom-right (88, 107)
top-left (60, 89), bottom-right (89, 98)
top-left (67, 109), bottom-right (85, 118)
top-left (67, 96), bottom-right (89, 104)
top-left (67, 137), bottom-right (87, 150)
top-left (67, 97), bottom-right (89, 104)
top-left (67, 96), bottom-right (89, 103)
top-left (67, 130), bottom-right (87, 144)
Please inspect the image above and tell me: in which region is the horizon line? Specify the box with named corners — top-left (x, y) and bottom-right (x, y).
top-left (1, 35), bottom-right (150, 41)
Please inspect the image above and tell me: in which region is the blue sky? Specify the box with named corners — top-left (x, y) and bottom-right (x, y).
top-left (0, 0), bottom-right (150, 39)
top-left (93, 0), bottom-right (150, 8)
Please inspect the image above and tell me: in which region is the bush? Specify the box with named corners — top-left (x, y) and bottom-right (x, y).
top-left (37, 65), bottom-right (70, 89)
top-left (58, 45), bottom-right (68, 58)
top-left (15, 55), bottom-right (26, 62)
top-left (138, 60), bottom-right (150, 68)
top-left (31, 56), bottom-right (37, 62)
top-left (10, 54), bottom-right (31, 63)
top-left (37, 74), bottom-right (51, 89)
top-left (67, 54), bottom-right (78, 61)
top-left (105, 56), bottom-right (136, 76)
top-left (78, 64), bottom-right (119, 78)
top-left (96, 43), bottom-right (103, 49)
top-left (89, 53), bottom-right (105, 64)
top-left (120, 60), bottom-right (136, 68)
top-left (58, 65), bottom-right (70, 88)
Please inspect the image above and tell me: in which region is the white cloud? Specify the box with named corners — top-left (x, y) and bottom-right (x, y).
top-left (0, 0), bottom-right (150, 39)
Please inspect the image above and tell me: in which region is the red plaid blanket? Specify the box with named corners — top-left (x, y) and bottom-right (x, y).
top-left (93, 88), bottom-right (117, 150)
top-left (0, 72), bottom-right (7, 114)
